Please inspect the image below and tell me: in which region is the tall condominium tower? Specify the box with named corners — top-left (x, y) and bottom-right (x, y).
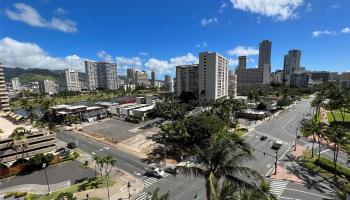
top-left (85, 61), bottom-right (118, 90)
top-left (60, 69), bottom-right (81, 92)
top-left (164, 75), bottom-right (174, 93)
top-left (176, 64), bottom-right (199, 96)
top-left (258, 40), bottom-right (272, 68)
top-left (126, 68), bottom-right (137, 85)
top-left (237, 56), bottom-right (247, 69)
top-left (198, 52), bottom-right (229, 101)
top-left (151, 71), bottom-right (156, 86)
top-left (0, 63), bottom-right (10, 112)
top-left (283, 49), bottom-right (301, 82)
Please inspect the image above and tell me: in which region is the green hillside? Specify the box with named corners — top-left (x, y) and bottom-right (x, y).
top-left (18, 73), bottom-right (58, 82)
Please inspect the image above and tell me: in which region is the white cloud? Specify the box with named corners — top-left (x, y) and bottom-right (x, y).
top-left (5, 3), bottom-right (77, 33)
top-left (139, 52), bottom-right (149, 56)
top-left (116, 56), bottom-right (142, 74)
top-left (341, 27), bottom-right (350, 34)
top-left (0, 37), bottom-right (85, 71)
top-left (228, 58), bottom-right (238, 66)
top-left (97, 50), bottom-right (113, 62)
top-left (230, 0), bottom-right (303, 21)
top-left (219, 2), bottom-right (228, 13)
top-left (227, 46), bottom-right (259, 56)
top-left (54, 7), bottom-right (68, 15)
top-left (145, 53), bottom-right (198, 75)
top-left (312, 30), bottom-right (337, 37)
top-left (201, 18), bottom-right (218, 26)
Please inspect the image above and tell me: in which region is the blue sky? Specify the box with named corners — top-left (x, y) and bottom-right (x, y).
top-left (0, 0), bottom-right (349, 79)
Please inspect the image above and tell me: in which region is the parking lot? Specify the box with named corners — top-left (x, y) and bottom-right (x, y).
top-left (0, 160), bottom-right (95, 189)
top-left (82, 118), bottom-right (161, 141)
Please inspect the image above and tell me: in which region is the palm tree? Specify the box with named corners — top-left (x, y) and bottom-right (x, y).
top-left (311, 94), bottom-right (324, 120)
top-left (10, 127), bottom-right (32, 166)
top-left (324, 125), bottom-right (349, 172)
top-left (104, 155), bottom-right (117, 200)
top-left (300, 118), bottom-right (324, 158)
top-left (177, 129), bottom-right (260, 200)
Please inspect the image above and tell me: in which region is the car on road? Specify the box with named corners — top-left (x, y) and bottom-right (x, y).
top-left (67, 142), bottom-right (77, 149)
top-left (260, 136), bottom-right (268, 141)
top-left (271, 141), bottom-right (283, 150)
top-left (164, 165), bottom-right (178, 174)
top-left (145, 166), bottom-right (165, 178)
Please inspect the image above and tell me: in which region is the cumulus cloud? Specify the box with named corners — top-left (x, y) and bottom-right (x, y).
top-left (97, 50), bottom-right (113, 62)
top-left (5, 3), bottom-right (77, 33)
top-left (0, 37), bottom-right (85, 70)
top-left (145, 53), bottom-right (198, 75)
top-left (227, 46), bottom-right (259, 56)
top-left (230, 0), bottom-right (303, 21)
top-left (312, 30), bottom-right (337, 37)
top-left (341, 27), bottom-right (350, 34)
top-left (201, 18), bottom-right (218, 26)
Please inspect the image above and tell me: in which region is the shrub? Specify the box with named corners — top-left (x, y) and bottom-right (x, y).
top-left (315, 157), bottom-right (350, 179)
top-left (72, 151), bottom-right (80, 159)
top-left (5, 192), bottom-right (29, 199)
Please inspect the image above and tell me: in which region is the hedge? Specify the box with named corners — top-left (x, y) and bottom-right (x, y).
top-left (315, 157), bottom-right (350, 180)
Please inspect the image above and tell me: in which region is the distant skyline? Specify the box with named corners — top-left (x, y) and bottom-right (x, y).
top-left (0, 0), bottom-right (349, 79)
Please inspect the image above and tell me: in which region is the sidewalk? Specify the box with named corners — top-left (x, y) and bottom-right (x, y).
top-left (74, 169), bottom-right (143, 200)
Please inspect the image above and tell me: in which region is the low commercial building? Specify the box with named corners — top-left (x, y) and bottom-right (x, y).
top-left (52, 104), bottom-right (107, 123)
top-left (0, 131), bottom-right (57, 164)
top-left (290, 72), bottom-right (309, 88)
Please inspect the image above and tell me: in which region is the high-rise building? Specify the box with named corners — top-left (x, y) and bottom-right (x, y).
top-left (39, 80), bottom-right (57, 94)
top-left (85, 61), bottom-right (118, 90)
top-left (135, 71), bottom-right (149, 88)
top-left (341, 72), bottom-right (350, 80)
top-left (198, 52), bottom-right (228, 101)
top-left (271, 70), bottom-right (284, 85)
top-left (176, 64), bottom-right (199, 96)
top-left (151, 71), bottom-right (156, 86)
top-left (127, 68), bottom-right (137, 85)
top-left (283, 49), bottom-right (301, 82)
top-left (11, 77), bottom-right (21, 91)
top-left (237, 56), bottom-right (247, 69)
top-left (0, 63), bottom-right (10, 112)
top-left (258, 40), bottom-right (272, 69)
top-left (60, 69), bottom-right (81, 92)
top-left (164, 75), bottom-right (174, 93)
top-left (228, 73), bottom-right (237, 98)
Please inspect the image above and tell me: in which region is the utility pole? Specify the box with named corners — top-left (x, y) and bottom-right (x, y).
top-left (163, 138), bottom-right (166, 165)
top-left (274, 149), bottom-right (278, 175)
top-left (43, 163), bottom-right (51, 194)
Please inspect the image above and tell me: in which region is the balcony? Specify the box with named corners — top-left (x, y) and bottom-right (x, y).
top-left (0, 139), bottom-right (56, 156)
top-left (0, 145), bottom-right (57, 163)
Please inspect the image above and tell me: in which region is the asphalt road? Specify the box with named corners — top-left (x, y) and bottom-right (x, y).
top-left (54, 99), bottom-right (336, 200)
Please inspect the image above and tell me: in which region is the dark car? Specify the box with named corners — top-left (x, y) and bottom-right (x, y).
top-left (67, 142), bottom-right (77, 149)
top-left (164, 165), bottom-right (178, 174)
top-left (56, 147), bottom-right (66, 153)
top-left (271, 141), bottom-right (283, 150)
top-left (260, 136), bottom-right (268, 141)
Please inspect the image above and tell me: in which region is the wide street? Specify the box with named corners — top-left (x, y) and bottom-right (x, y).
top-left (56, 98), bottom-right (337, 200)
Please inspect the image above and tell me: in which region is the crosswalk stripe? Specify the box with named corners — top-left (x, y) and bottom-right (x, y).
top-left (136, 192), bottom-right (151, 200)
top-left (269, 180), bottom-right (288, 198)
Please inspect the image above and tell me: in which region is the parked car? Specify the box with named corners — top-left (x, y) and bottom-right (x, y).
top-left (271, 141), bottom-right (283, 150)
top-left (164, 165), bottom-right (178, 174)
top-left (67, 142), bottom-right (77, 149)
top-left (260, 136), bottom-right (268, 141)
top-left (145, 166), bottom-right (165, 178)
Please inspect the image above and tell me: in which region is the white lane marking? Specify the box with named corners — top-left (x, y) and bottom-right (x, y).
top-left (103, 146), bottom-right (110, 150)
top-left (284, 188), bottom-right (333, 199)
top-left (135, 192), bottom-right (151, 200)
top-left (320, 149), bottom-right (330, 154)
top-left (91, 152), bottom-right (95, 155)
top-left (269, 180), bottom-right (288, 198)
top-left (143, 177), bottom-right (159, 187)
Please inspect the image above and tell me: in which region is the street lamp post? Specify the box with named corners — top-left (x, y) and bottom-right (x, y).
top-left (42, 163), bottom-right (50, 194)
top-left (127, 181), bottom-right (131, 199)
top-left (163, 138), bottom-right (166, 165)
top-left (294, 128), bottom-right (299, 151)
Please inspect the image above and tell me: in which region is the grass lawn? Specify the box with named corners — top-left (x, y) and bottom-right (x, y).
top-left (300, 150), bottom-right (350, 193)
top-left (30, 177), bottom-right (115, 200)
top-left (326, 110), bottom-right (350, 152)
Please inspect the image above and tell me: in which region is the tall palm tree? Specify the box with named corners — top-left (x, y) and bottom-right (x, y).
top-left (104, 155), bottom-right (117, 200)
top-left (311, 94), bottom-right (324, 120)
top-left (324, 125), bottom-right (349, 171)
top-left (177, 129), bottom-right (260, 200)
top-left (300, 118), bottom-right (324, 158)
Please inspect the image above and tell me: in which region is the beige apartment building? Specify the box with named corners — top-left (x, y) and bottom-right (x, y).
top-left (0, 63), bottom-right (10, 112)
top-left (85, 61), bottom-right (118, 90)
top-left (199, 52), bottom-right (229, 101)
